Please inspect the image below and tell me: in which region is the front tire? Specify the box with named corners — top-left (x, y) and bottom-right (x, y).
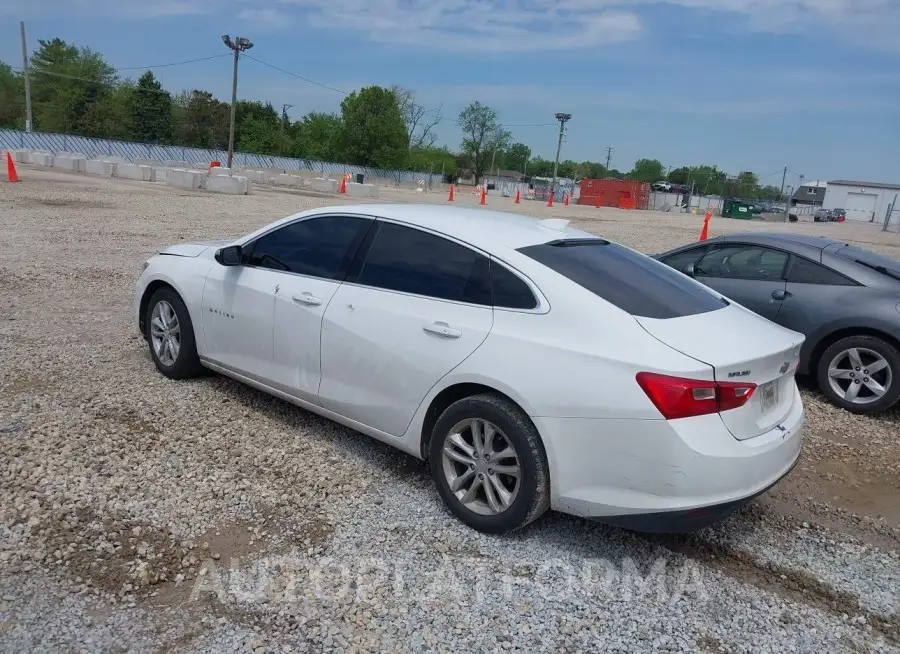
top-left (429, 394), bottom-right (550, 534)
top-left (145, 288), bottom-right (203, 379)
top-left (816, 335), bottom-right (900, 414)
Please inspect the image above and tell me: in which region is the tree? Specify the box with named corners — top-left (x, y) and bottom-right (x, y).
top-left (629, 158), bottom-right (664, 183)
top-left (576, 161), bottom-right (606, 179)
top-left (293, 112), bottom-right (342, 160)
top-left (337, 86), bottom-right (408, 168)
top-left (405, 145), bottom-right (457, 179)
top-left (172, 90), bottom-right (230, 149)
top-left (29, 38), bottom-right (117, 136)
top-left (0, 62), bottom-right (25, 129)
top-left (392, 86), bottom-right (441, 149)
top-left (130, 71), bottom-right (172, 143)
top-left (458, 101), bottom-right (511, 184)
top-left (504, 143), bottom-right (531, 173)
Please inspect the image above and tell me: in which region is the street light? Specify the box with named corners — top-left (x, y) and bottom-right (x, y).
top-left (551, 113), bottom-right (571, 198)
top-left (222, 35), bottom-right (254, 169)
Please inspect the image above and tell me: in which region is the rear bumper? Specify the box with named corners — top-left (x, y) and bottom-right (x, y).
top-left (534, 383), bottom-right (804, 529)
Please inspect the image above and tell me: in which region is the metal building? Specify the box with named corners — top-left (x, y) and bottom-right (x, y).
top-left (823, 180), bottom-right (900, 224)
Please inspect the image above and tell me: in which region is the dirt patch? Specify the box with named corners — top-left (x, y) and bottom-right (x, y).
top-left (655, 534), bottom-right (900, 646)
top-left (696, 633), bottom-right (726, 652)
top-left (17, 198), bottom-right (109, 210)
top-left (94, 407), bottom-right (160, 440)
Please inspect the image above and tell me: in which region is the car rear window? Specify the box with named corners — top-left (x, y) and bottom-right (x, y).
top-left (834, 245), bottom-right (900, 278)
top-left (518, 239), bottom-right (728, 319)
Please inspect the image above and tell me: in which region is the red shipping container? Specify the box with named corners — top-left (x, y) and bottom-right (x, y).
top-left (578, 178), bottom-right (650, 210)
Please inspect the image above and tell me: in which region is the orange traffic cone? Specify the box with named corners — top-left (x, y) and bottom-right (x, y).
top-left (514, 189), bottom-right (521, 204)
top-left (698, 209), bottom-right (712, 241)
top-left (547, 193), bottom-right (554, 208)
top-left (564, 193), bottom-right (570, 207)
top-left (448, 184), bottom-right (455, 202)
top-left (480, 186), bottom-right (487, 206)
top-left (339, 175), bottom-right (347, 194)
top-left (5, 152), bottom-right (19, 183)
top-left (594, 194), bottom-right (601, 208)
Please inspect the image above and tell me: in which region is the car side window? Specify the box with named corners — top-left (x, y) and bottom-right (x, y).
top-left (355, 222), bottom-right (492, 304)
top-left (696, 245), bottom-right (788, 280)
top-left (662, 247), bottom-right (708, 273)
top-left (787, 256), bottom-right (856, 286)
top-left (490, 262), bottom-right (537, 310)
top-left (247, 216), bottom-right (372, 280)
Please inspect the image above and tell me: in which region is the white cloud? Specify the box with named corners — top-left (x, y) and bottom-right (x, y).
top-left (236, 6), bottom-right (292, 28)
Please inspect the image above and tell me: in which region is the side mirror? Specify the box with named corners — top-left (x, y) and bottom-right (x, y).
top-left (215, 245), bottom-right (243, 266)
top-left (683, 262), bottom-right (696, 277)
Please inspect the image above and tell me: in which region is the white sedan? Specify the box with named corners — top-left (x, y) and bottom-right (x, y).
top-left (135, 204), bottom-right (805, 534)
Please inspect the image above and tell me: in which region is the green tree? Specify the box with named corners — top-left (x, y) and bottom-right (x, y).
top-left (337, 86), bottom-right (408, 168)
top-left (458, 101), bottom-right (511, 184)
top-left (30, 38), bottom-right (117, 136)
top-left (405, 144), bottom-right (457, 178)
top-left (293, 112), bottom-right (342, 160)
top-left (172, 90), bottom-right (230, 149)
top-left (526, 156), bottom-right (554, 178)
top-left (392, 86), bottom-right (441, 149)
top-left (504, 143), bottom-right (531, 173)
top-left (0, 62), bottom-right (25, 129)
top-left (629, 158), bottom-right (665, 182)
top-left (130, 71), bottom-right (172, 143)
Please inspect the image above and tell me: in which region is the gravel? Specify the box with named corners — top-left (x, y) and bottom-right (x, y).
top-left (1, 167), bottom-right (899, 652)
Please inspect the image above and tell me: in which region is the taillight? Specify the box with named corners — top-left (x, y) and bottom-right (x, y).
top-left (636, 372), bottom-right (756, 420)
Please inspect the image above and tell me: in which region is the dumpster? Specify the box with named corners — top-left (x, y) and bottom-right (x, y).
top-left (722, 199), bottom-right (753, 219)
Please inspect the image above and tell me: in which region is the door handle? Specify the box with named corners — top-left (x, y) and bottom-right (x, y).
top-left (292, 293), bottom-right (323, 306)
top-left (423, 321), bottom-right (462, 338)
top-left (771, 289), bottom-right (790, 301)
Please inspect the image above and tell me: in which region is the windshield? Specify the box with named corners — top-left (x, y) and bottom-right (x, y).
top-left (519, 239), bottom-right (728, 319)
top-left (834, 245), bottom-right (900, 280)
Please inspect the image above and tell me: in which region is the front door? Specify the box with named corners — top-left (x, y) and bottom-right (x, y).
top-left (242, 214), bottom-right (374, 402)
top-left (693, 244), bottom-right (789, 321)
top-left (318, 221), bottom-right (495, 436)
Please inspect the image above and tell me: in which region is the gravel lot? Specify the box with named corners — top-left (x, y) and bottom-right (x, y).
top-left (2, 168), bottom-right (899, 653)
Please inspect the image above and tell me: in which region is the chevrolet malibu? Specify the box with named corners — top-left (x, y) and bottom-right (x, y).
top-left (135, 205), bottom-right (805, 534)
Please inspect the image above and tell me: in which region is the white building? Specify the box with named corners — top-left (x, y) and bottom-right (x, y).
top-left (823, 180), bottom-right (900, 224)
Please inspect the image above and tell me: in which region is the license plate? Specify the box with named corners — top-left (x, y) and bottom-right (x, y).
top-left (760, 380), bottom-right (778, 413)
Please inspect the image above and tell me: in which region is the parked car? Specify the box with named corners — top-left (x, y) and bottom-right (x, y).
top-left (136, 205), bottom-right (804, 534)
top-left (832, 208), bottom-right (846, 221)
top-left (652, 181), bottom-right (672, 192)
top-left (657, 233), bottom-right (900, 413)
top-left (814, 208), bottom-right (833, 222)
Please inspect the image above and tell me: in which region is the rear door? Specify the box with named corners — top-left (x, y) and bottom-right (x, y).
top-left (318, 221), bottom-right (494, 436)
top-left (693, 244), bottom-right (789, 320)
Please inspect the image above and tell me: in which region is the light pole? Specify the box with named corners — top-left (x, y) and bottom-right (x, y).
top-left (551, 113), bottom-right (571, 199)
top-left (222, 35), bottom-right (254, 169)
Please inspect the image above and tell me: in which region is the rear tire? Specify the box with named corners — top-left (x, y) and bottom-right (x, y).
top-left (816, 335), bottom-right (900, 414)
top-left (145, 287), bottom-right (203, 379)
top-left (429, 394), bottom-right (550, 534)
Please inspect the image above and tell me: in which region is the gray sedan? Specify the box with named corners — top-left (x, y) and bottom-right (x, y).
top-left (656, 233), bottom-right (900, 414)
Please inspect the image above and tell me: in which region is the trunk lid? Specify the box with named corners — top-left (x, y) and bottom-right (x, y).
top-left (635, 304), bottom-right (804, 440)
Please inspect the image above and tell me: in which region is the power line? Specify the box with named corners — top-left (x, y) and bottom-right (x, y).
top-left (244, 54), bottom-right (351, 96)
top-left (118, 53), bottom-right (231, 70)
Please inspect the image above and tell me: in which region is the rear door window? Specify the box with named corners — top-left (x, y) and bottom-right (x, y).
top-left (661, 247), bottom-right (708, 273)
top-left (518, 239), bottom-right (726, 319)
top-left (786, 257), bottom-right (856, 285)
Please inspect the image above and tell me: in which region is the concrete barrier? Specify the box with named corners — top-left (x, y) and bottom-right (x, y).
top-left (275, 173), bottom-right (301, 188)
top-left (152, 167), bottom-right (167, 183)
top-left (165, 160), bottom-right (192, 169)
top-left (311, 178), bottom-right (338, 193)
top-left (134, 158), bottom-right (163, 168)
top-left (207, 174), bottom-right (252, 195)
top-left (55, 152), bottom-right (87, 172)
top-left (346, 182), bottom-right (379, 199)
top-left (29, 153), bottom-right (53, 167)
top-left (242, 170), bottom-right (266, 183)
top-left (165, 168), bottom-right (204, 190)
top-left (210, 167), bottom-right (232, 176)
top-left (52, 156), bottom-right (84, 172)
top-left (85, 160), bottom-right (117, 177)
top-left (118, 164), bottom-right (155, 182)
top-left (10, 150), bottom-right (29, 163)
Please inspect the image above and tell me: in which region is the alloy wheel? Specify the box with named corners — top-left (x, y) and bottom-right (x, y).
top-left (150, 300), bottom-right (181, 367)
top-left (441, 418), bottom-right (521, 516)
top-left (827, 347), bottom-right (892, 405)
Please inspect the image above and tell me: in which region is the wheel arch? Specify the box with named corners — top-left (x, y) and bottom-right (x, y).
top-left (807, 325), bottom-right (900, 375)
top-left (138, 279), bottom-right (179, 334)
top-left (418, 381), bottom-right (539, 460)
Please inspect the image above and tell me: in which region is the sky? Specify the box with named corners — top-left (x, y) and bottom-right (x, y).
top-left (1, 0), bottom-right (899, 185)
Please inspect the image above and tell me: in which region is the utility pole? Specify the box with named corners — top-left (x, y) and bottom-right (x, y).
top-left (221, 35), bottom-right (254, 169)
top-left (281, 104), bottom-right (293, 133)
top-left (551, 113), bottom-right (572, 197)
top-left (605, 146), bottom-right (613, 171)
top-left (778, 166), bottom-right (788, 222)
top-left (20, 22), bottom-right (33, 132)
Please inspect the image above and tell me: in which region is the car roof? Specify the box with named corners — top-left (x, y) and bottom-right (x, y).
top-left (717, 232), bottom-right (841, 251)
top-left (305, 203), bottom-right (598, 251)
